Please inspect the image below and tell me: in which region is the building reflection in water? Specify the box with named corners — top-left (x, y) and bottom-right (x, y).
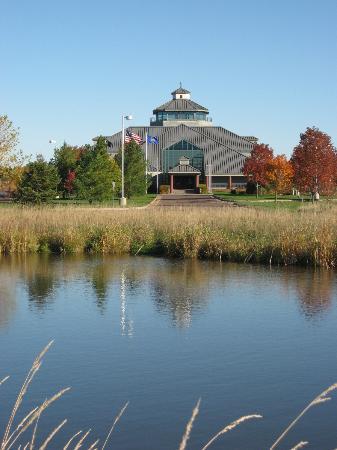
top-left (149, 260), bottom-right (212, 328)
top-left (0, 255), bottom-right (335, 330)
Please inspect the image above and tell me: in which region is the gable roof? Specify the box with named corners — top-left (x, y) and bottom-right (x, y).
top-left (168, 164), bottom-right (201, 174)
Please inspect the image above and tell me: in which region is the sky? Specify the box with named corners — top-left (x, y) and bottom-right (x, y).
top-left (1, 0), bottom-right (337, 159)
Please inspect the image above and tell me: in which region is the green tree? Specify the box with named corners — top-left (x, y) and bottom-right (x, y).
top-left (16, 155), bottom-right (60, 203)
top-left (75, 137), bottom-right (121, 202)
top-left (52, 142), bottom-right (81, 197)
top-left (115, 141), bottom-right (149, 197)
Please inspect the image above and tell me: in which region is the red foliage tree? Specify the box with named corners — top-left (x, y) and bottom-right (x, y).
top-left (291, 127), bottom-right (337, 195)
top-left (64, 170), bottom-right (76, 195)
top-left (243, 143), bottom-right (274, 186)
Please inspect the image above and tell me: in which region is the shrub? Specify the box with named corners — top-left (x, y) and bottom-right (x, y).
top-left (159, 185), bottom-right (170, 194)
top-left (199, 183), bottom-right (207, 194)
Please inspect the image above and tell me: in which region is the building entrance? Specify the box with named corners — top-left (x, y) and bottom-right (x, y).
top-left (173, 175), bottom-right (196, 190)
top-left (168, 156), bottom-right (201, 194)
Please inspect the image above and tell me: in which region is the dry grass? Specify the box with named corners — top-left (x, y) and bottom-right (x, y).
top-left (178, 399), bottom-right (201, 450)
top-left (0, 342), bottom-right (128, 450)
top-left (0, 204), bottom-right (336, 267)
top-left (290, 442), bottom-right (309, 450)
top-left (2, 342), bottom-right (337, 449)
top-left (270, 382), bottom-right (337, 449)
top-left (200, 415), bottom-right (263, 450)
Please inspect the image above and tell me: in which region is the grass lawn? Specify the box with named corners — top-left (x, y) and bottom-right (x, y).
top-left (51, 194), bottom-right (157, 208)
top-left (212, 192), bottom-right (333, 210)
top-left (0, 201), bottom-right (16, 208)
top-left (127, 194), bottom-right (157, 207)
top-left (0, 194), bottom-right (157, 208)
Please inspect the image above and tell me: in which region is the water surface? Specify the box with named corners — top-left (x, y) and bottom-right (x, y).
top-left (0, 255), bottom-right (336, 449)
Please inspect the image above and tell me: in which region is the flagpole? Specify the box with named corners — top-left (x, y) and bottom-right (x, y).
top-left (120, 115), bottom-right (132, 207)
top-left (156, 156), bottom-right (159, 194)
top-left (121, 115), bottom-right (125, 203)
top-left (145, 131), bottom-right (148, 194)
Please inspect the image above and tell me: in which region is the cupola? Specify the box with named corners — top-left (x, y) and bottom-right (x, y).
top-left (151, 85), bottom-right (212, 127)
top-left (171, 84), bottom-right (191, 100)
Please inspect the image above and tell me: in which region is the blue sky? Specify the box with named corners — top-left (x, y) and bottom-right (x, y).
top-left (1, 0), bottom-right (336, 159)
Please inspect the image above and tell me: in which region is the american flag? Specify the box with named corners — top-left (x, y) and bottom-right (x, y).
top-left (125, 129), bottom-right (143, 144)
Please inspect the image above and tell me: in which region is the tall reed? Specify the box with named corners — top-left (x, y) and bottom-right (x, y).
top-left (0, 205), bottom-right (336, 267)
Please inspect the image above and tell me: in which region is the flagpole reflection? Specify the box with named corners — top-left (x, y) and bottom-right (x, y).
top-left (120, 270), bottom-right (133, 337)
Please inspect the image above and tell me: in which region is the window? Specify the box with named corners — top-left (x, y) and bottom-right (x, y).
top-left (196, 112), bottom-right (206, 120)
top-left (162, 140), bottom-right (204, 176)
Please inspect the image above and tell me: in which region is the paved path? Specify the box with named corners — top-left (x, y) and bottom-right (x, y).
top-left (151, 194), bottom-right (235, 208)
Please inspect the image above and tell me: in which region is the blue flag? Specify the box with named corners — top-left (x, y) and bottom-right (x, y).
top-left (147, 135), bottom-right (159, 144)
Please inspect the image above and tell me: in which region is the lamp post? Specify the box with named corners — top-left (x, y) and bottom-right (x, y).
top-left (145, 131), bottom-right (148, 194)
top-left (206, 163), bottom-right (212, 193)
top-left (312, 174), bottom-right (318, 203)
top-left (156, 156), bottom-right (159, 194)
top-left (120, 114), bottom-right (132, 207)
top-left (312, 146), bottom-right (319, 203)
top-left (112, 181), bottom-right (116, 208)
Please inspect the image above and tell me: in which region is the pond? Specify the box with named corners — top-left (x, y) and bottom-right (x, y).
top-left (0, 255), bottom-right (337, 449)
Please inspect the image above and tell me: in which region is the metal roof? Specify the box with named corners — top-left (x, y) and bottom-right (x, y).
top-left (171, 87), bottom-right (191, 95)
top-left (168, 164), bottom-right (201, 174)
top-left (153, 98), bottom-right (208, 113)
top-left (103, 124), bottom-right (254, 176)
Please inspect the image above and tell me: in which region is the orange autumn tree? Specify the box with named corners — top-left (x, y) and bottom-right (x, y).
top-left (266, 155), bottom-right (294, 201)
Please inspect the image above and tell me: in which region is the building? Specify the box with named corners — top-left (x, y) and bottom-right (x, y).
top-left (103, 86), bottom-right (257, 193)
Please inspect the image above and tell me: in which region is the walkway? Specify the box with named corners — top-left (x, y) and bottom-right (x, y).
top-left (152, 194), bottom-right (235, 208)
